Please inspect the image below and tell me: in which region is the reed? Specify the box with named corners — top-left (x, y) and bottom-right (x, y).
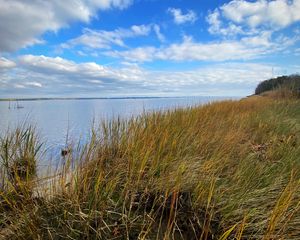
top-left (1, 95), bottom-right (300, 239)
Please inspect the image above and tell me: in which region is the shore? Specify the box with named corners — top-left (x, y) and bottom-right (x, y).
top-left (0, 96), bottom-right (197, 102)
top-left (1, 95), bottom-right (300, 239)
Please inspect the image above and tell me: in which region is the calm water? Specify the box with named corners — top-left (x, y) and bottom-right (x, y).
top-left (0, 97), bottom-right (234, 164)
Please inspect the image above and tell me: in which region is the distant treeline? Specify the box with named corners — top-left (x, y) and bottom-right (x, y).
top-left (255, 75), bottom-right (300, 95)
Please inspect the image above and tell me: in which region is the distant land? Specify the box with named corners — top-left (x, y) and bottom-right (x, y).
top-left (0, 96), bottom-right (187, 102)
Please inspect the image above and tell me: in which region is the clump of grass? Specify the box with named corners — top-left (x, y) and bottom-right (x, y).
top-left (1, 96), bottom-right (300, 239)
top-left (0, 126), bottom-right (42, 238)
top-left (0, 126), bottom-right (42, 193)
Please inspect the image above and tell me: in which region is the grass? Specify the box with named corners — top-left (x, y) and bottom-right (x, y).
top-left (1, 95), bottom-right (300, 239)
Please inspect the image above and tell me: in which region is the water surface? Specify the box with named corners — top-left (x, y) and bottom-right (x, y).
top-left (0, 97), bottom-right (235, 164)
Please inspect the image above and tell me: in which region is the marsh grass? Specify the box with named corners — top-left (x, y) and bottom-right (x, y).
top-left (1, 96), bottom-right (300, 239)
top-left (0, 126), bottom-right (42, 196)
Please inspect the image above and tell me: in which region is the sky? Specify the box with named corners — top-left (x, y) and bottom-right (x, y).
top-left (0, 0), bottom-right (299, 98)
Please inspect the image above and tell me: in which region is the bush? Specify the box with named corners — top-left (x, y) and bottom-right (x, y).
top-left (255, 75), bottom-right (300, 96)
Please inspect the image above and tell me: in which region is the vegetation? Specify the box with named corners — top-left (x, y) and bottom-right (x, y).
top-left (255, 75), bottom-right (300, 97)
top-left (1, 95), bottom-right (300, 239)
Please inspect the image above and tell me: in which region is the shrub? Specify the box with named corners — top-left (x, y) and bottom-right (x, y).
top-left (255, 75), bottom-right (300, 96)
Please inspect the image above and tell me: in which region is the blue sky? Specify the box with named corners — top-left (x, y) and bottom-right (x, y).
top-left (0, 0), bottom-right (299, 98)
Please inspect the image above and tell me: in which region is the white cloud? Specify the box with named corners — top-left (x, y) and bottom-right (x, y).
top-left (19, 55), bottom-right (79, 74)
top-left (241, 31), bottom-right (273, 47)
top-left (153, 24), bottom-right (166, 42)
top-left (168, 8), bottom-right (197, 25)
top-left (90, 0), bottom-right (133, 10)
top-left (19, 55), bottom-right (116, 79)
top-left (14, 84), bottom-right (26, 89)
top-left (105, 32), bottom-right (296, 62)
top-left (0, 0), bottom-right (133, 52)
top-left (207, 0), bottom-right (300, 36)
top-left (207, 10), bottom-right (245, 36)
top-left (107, 47), bottom-right (157, 62)
top-left (0, 57), bottom-right (16, 69)
top-left (62, 24), bottom-right (152, 50)
top-left (0, 55), bottom-right (282, 97)
top-left (131, 25), bottom-right (151, 35)
top-left (25, 82), bottom-right (43, 88)
top-left (140, 63), bottom-right (277, 96)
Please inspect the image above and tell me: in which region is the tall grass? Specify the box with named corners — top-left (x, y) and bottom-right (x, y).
top-left (1, 96), bottom-right (300, 239)
top-left (0, 126), bottom-right (42, 194)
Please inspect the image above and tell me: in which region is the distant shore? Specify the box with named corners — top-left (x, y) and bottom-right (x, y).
top-left (0, 96), bottom-right (209, 102)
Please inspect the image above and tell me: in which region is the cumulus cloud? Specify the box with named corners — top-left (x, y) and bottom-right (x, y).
top-left (207, 0), bottom-right (300, 36)
top-left (221, 0), bottom-right (300, 28)
top-left (0, 55), bottom-right (284, 97)
top-left (0, 54), bottom-right (146, 97)
top-left (18, 55), bottom-right (124, 80)
top-left (105, 32), bottom-right (296, 62)
top-left (61, 24), bottom-right (152, 50)
top-left (168, 8), bottom-right (197, 25)
top-left (207, 10), bottom-right (245, 36)
top-left (0, 0), bottom-right (133, 52)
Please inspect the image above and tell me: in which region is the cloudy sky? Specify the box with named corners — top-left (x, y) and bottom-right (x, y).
top-left (0, 0), bottom-right (299, 98)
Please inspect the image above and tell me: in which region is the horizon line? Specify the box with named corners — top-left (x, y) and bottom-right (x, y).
top-left (0, 95), bottom-right (241, 102)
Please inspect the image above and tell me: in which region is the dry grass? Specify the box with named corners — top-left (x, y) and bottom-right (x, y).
top-left (1, 96), bottom-right (300, 239)
top-left (259, 87), bottom-right (300, 99)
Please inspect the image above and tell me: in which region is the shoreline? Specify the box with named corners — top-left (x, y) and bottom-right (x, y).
top-left (0, 96), bottom-right (238, 102)
top-left (1, 96), bottom-right (300, 239)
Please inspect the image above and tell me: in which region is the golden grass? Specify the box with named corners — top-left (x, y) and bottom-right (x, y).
top-left (1, 96), bottom-right (300, 239)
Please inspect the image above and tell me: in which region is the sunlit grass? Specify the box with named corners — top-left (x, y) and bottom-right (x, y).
top-left (1, 95), bottom-right (300, 239)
